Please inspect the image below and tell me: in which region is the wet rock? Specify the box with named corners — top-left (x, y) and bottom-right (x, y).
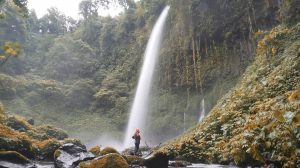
top-left (122, 146), bottom-right (152, 157)
top-left (142, 152), bottom-right (168, 168)
top-left (123, 155), bottom-right (145, 166)
top-left (0, 130), bottom-right (34, 159)
top-left (79, 153), bottom-right (129, 168)
top-left (169, 160), bottom-right (192, 167)
top-left (27, 119), bottom-right (35, 125)
top-left (33, 139), bottom-right (61, 160)
top-left (54, 143), bottom-right (95, 168)
top-left (0, 151), bottom-right (34, 168)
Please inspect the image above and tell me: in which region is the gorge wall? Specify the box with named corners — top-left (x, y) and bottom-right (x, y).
top-left (0, 0), bottom-right (299, 146)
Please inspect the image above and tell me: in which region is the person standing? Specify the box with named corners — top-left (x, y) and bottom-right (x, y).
top-left (132, 128), bottom-right (141, 155)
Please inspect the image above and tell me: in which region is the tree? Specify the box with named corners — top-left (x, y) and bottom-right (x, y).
top-left (0, 0), bottom-right (28, 66)
top-left (26, 9), bottom-right (39, 33)
top-left (79, 0), bottom-right (134, 20)
top-left (0, 41), bottom-right (21, 65)
top-left (39, 8), bottom-right (67, 35)
top-left (79, 0), bottom-right (99, 20)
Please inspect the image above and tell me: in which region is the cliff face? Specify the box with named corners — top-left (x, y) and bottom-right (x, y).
top-left (0, 0), bottom-right (299, 146)
top-left (158, 23), bottom-right (300, 167)
top-left (146, 0), bottom-right (291, 142)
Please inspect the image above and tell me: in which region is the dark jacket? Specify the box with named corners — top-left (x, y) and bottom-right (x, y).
top-left (132, 133), bottom-right (141, 144)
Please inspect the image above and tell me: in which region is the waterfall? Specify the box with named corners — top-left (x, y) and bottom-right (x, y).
top-left (199, 99), bottom-right (205, 122)
top-left (123, 6), bottom-right (170, 149)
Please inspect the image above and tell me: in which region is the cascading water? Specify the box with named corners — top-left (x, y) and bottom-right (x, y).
top-left (199, 99), bottom-right (205, 122)
top-left (123, 6), bottom-right (170, 149)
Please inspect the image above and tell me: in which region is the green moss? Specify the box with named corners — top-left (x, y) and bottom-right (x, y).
top-left (123, 155), bottom-right (144, 165)
top-left (35, 125), bottom-right (68, 140)
top-left (79, 153), bottom-right (129, 168)
top-left (0, 102), bottom-right (6, 122)
top-left (32, 138), bottom-right (61, 160)
top-left (100, 146), bottom-right (119, 156)
top-left (0, 106), bottom-right (71, 161)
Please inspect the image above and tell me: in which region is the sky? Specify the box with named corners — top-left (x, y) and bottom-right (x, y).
top-left (27, 0), bottom-right (123, 20)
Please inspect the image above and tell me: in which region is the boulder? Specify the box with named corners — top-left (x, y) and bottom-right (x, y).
top-left (6, 115), bottom-right (32, 132)
top-left (27, 119), bottom-right (34, 125)
top-left (142, 152), bottom-right (168, 168)
top-left (89, 146), bottom-right (101, 156)
top-left (100, 146), bottom-right (119, 155)
top-left (123, 155), bottom-right (145, 166)
top-left (169, 160), bottom-right (192, 167)
top-left (122, 146), bottom-right (151, 156)
top-left (0, 151), bottom-right (33, 168)
top-left (33, 139), bottom-right (61, 160)
top-left (35, 125), bottom-right (68, 140)
top-left (0, 125), bottom-right (34, 159)
top-left (79, 153), bottom-right (129, 168)
top-left (54, 143), bottom-right (95, 168)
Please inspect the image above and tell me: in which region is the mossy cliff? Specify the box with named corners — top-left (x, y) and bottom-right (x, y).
top-left (158, 23), bottom-right (300, 167)
top-left (0, 103), bottom-right (82, 161)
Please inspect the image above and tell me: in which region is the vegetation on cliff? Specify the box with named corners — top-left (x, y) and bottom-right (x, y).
top-left (158, 23), bottom-right (300, 167)
top-left (0, 104), bottom-right (83, 161)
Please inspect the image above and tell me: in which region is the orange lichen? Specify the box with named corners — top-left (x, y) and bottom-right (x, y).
top-left (32, 139), bottom-right (60, 149)
top-left (0, 124), bottom-right (30, 140)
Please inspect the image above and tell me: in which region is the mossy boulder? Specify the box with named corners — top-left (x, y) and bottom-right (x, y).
top-left (122, 155), bottom-right (144, 165)
top-left (0, 124), bottom-right (34, 158)
top-left (142, 152), bottom-right (169, 168)
top-left (32, 138), bottom-right (61, 160)
top-left (100, 146), bottom-right (119, 156)
top-left (89, 146), bottom-right (101, 156)
top-left (35, 125), bottom-right (68, 140)
top-left (0, 151), bottom-right (33, 168)
top-left (6, 115), bottom-right (32, 132)
top-left (0, 108), bottom-right (75, 161)
top-left (0, 151), bottom-right (30, 164)
top-left (79, 153), bottom-right (129, 168)
top-left (61, 138), bottom-right (86, 149)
